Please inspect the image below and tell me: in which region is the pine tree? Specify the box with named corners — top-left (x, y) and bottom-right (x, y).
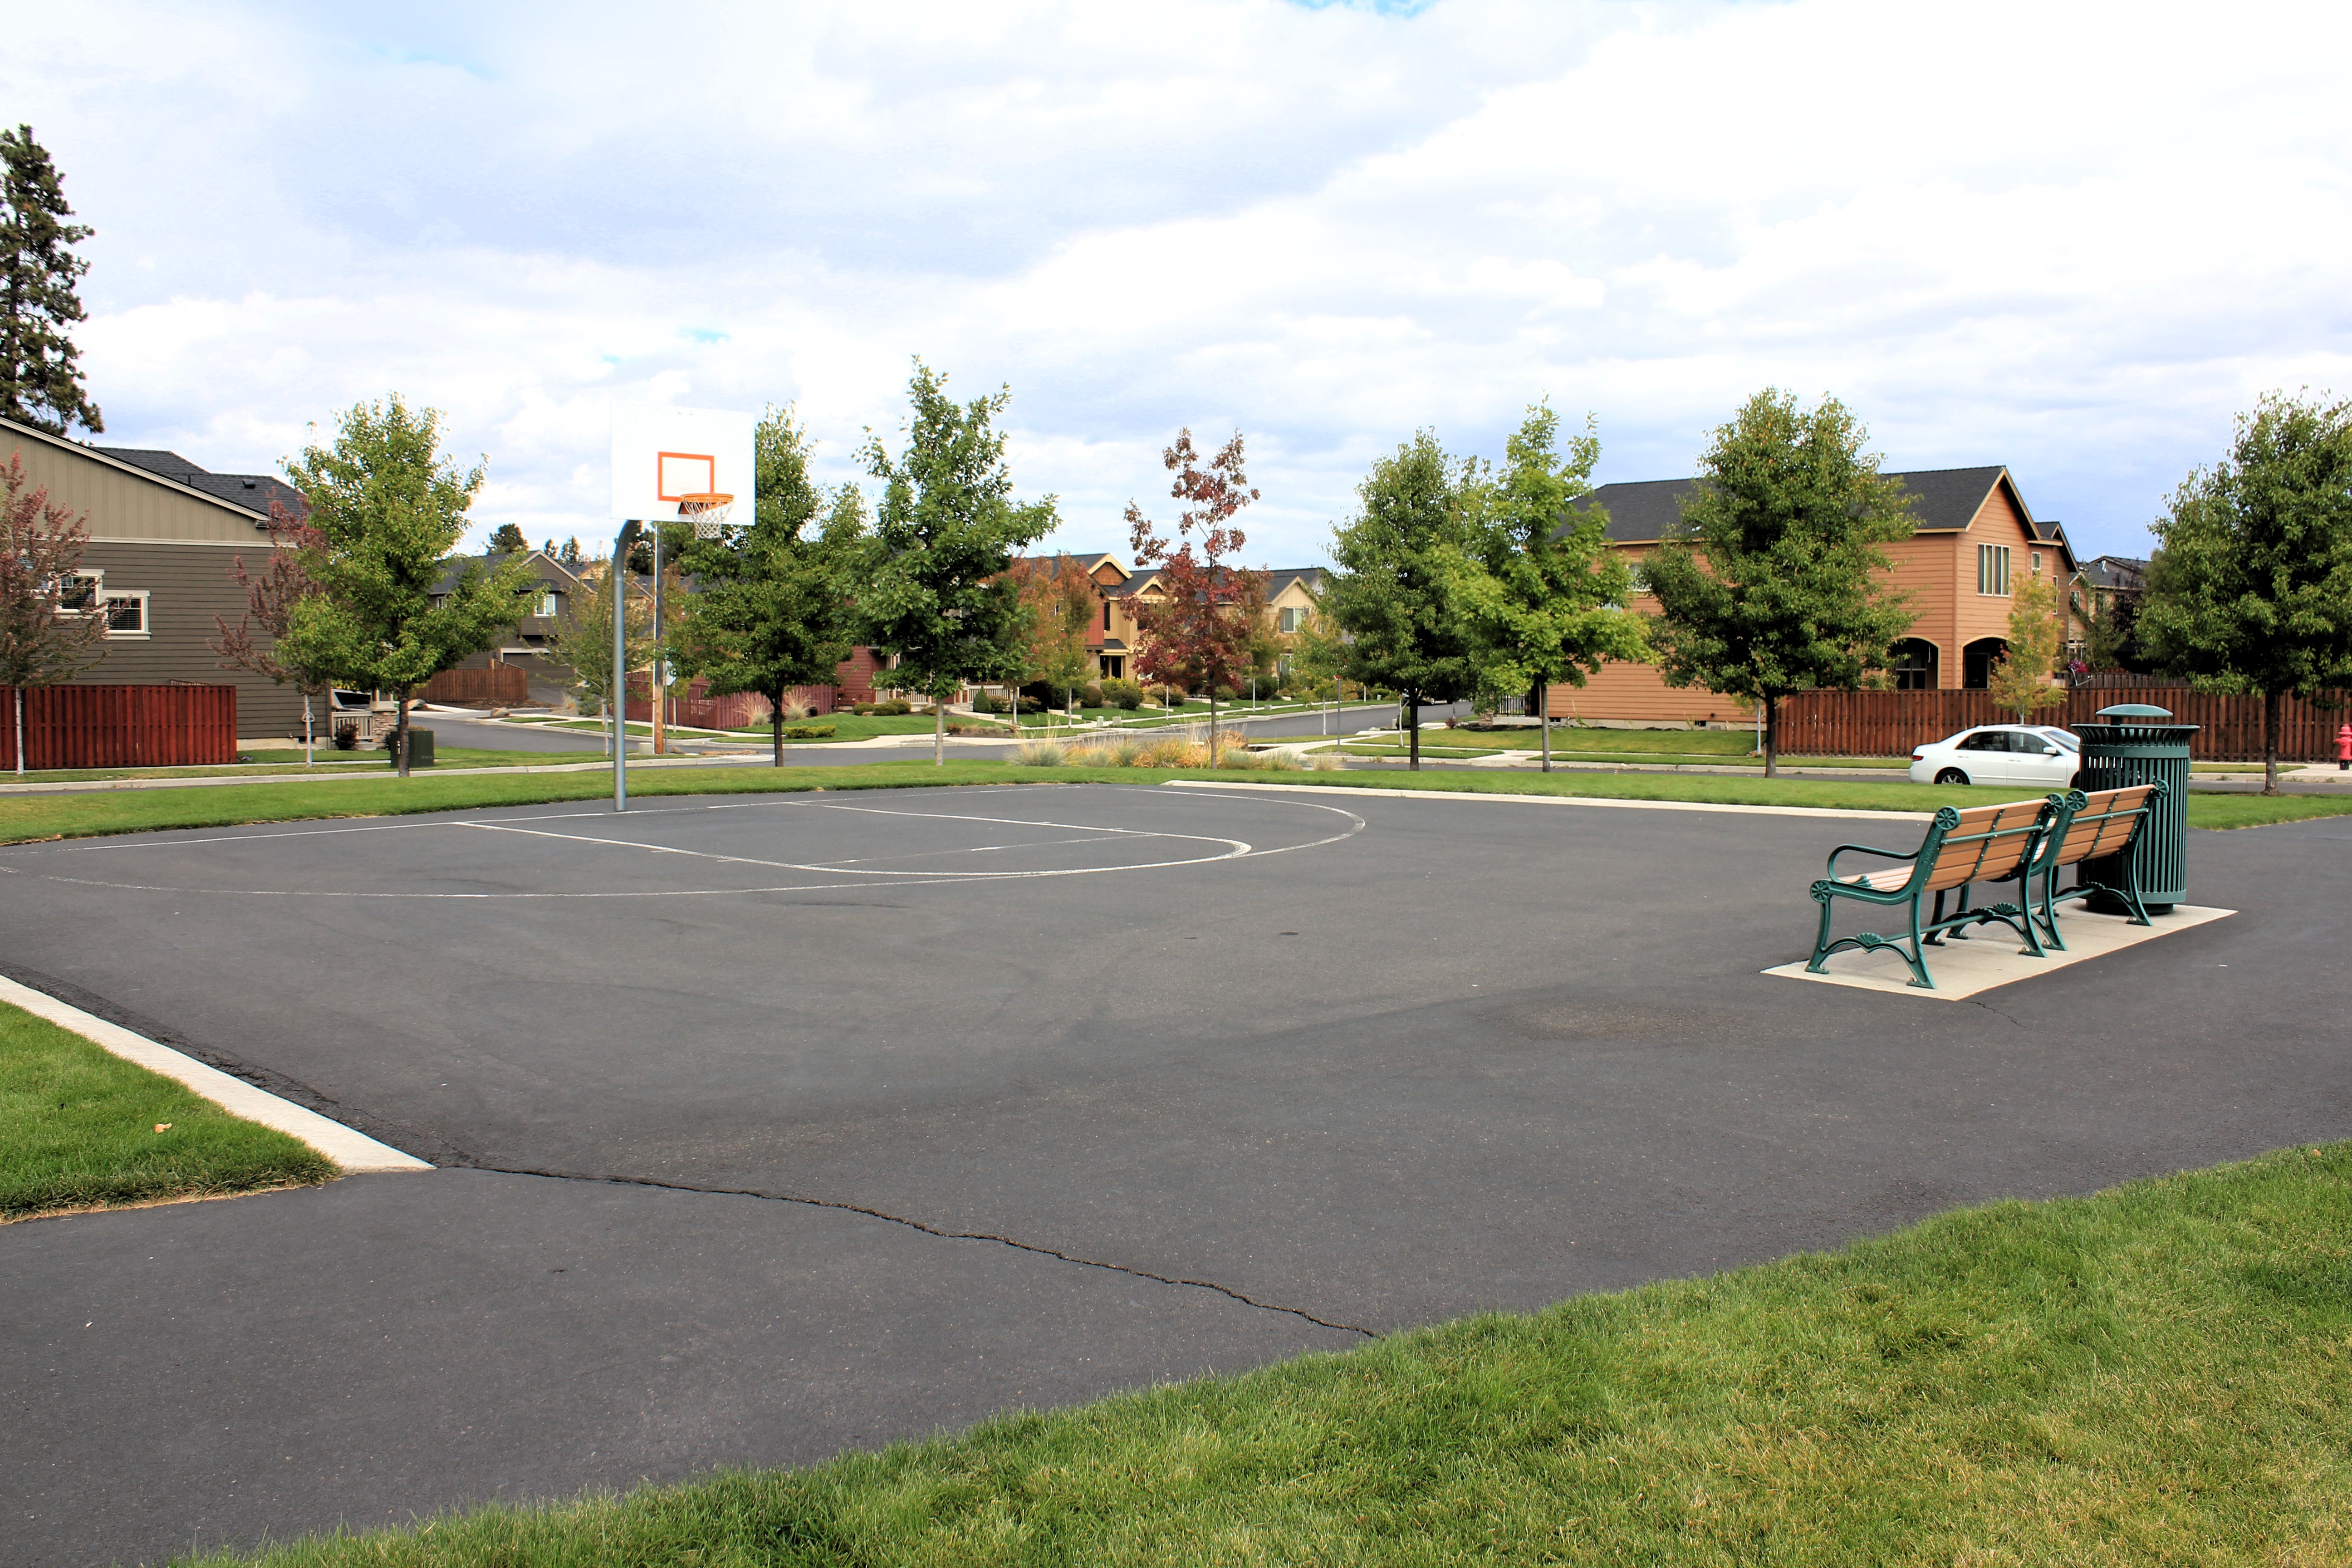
top-left (0, 126), bottom-right (103, 436)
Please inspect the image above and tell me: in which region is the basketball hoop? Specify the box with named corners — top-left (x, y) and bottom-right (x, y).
top-left (677, 492), bottom-right (735, 539)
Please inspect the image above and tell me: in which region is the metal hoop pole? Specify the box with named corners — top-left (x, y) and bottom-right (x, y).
top-left (613, 521), bottom-right (642, 810)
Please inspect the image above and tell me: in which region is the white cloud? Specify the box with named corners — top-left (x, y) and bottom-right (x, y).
top-left (13, 0), bottom-right (2352, 562)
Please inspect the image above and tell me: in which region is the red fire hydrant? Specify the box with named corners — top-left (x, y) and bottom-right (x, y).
top-left (2337, 721), bottom-right (2351, 770)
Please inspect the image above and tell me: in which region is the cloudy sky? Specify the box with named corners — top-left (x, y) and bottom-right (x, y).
top-left (15, 0), bottom-right (2351, 564)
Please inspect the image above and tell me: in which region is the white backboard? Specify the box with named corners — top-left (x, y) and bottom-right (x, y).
top-left (609, 401), bottom-right (756, 523)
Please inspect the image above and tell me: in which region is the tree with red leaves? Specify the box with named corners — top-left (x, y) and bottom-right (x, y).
top-left (0, 452), bottom-right (105, 773)
top-left (1125, 429), bottom-right (1264, 767)
top-left (211, 500), bottom-right (338, 761)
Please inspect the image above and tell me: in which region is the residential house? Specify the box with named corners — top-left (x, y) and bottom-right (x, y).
top-left (3, 415), bottom-right (309, 739)
top-left (1009, 553), bottom-right (1327, 687)
top-left (1550, 466), bottom-right (2082, 725)
top-left (431, 549), bottom-right (588, 702)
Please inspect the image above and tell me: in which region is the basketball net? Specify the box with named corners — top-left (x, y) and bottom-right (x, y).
top-left (677, 492), bottom-right (736, 539)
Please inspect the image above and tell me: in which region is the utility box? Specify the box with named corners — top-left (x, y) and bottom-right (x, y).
top-left (2073, 703), bottom-right (2195, 912)
top-left (388, 727), bottom-right (435, 769)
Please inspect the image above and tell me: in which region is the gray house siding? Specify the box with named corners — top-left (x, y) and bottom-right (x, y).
top-left (74, 539), bottom-right (309, 738)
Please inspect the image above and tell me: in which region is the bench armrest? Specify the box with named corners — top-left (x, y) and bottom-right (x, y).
top-left (1825, 841), bottom-right (1920, 878)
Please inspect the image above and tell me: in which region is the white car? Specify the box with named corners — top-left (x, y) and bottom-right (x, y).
top-left (1909, 725), bottom-right (2081, 788)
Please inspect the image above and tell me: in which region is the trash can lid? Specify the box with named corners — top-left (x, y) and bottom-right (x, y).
top-left (2095, 703), bottom-right (2174, 720)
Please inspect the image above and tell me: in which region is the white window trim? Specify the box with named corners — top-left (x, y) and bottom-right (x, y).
top-left (1977, 544), bottom-right (2012, 597)
top-left (536, 590), bottom-right (559, 617)
top-left (100, 588), bottom-right (151, 638)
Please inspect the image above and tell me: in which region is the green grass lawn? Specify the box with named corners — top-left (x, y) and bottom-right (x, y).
top-left (189, 1140), bottom-right (2352, 1566)
top-left (0, 1000), bottom-right (335, 1220)
top-left (4, 759), bottom-right (2347, 846)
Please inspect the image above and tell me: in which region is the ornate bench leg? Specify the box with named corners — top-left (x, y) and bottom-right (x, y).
top-left (1806, 883), bottom-right (1838, 974)
top-left (1903, 894), bottom-right (1935, 989)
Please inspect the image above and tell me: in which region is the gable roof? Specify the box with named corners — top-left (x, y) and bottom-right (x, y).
top-left (1262, 567), bottom-right (1326, 601)
top-left (94, 446), bottom-right (308, 519)
top-left (1561, 465), bottom-right (2073, 571)
top-left (2078, 554), bottom-right (2147, 593)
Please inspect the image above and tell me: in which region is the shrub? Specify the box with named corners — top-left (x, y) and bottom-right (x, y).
top-left (1102, 678), bottom-right (1144, 710)
top-left (1079, 681), bottom-right (1104, 709)
top-left (1015, 740), bottom-right (1066, 766)
top-left (331, 721), bottom-right (359, 751)
top-left (781, 724), bottom-right (836, 740)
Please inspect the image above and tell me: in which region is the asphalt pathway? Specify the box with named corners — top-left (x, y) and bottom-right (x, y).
top-left (3, 783), bottom-right (2346, 1565)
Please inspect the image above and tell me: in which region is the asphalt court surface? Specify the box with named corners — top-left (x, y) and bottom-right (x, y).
top-left (5, 783), bottom-right (2349, 1566)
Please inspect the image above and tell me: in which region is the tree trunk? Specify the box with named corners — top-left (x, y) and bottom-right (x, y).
top-left (1762, 694), bottom-right (1779, 779)
top-left (934, 694), bottom-right (946, 766)
top-left (2264, 689), bottom-right (2281, 796)
top-left (303, 691), bottom-right (315, 766)
top-left (395, 691), bottom-right (412, 779)
top-left (1538, 681), bottom-right (1551, 774)
top-left (773, 695), bottom-right (784, 769)
top-left (1408, 693), bottom-right (1421, 771)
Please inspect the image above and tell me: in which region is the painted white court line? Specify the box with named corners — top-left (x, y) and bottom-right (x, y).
top-left (1166, 779), bottom-right (1933, 822)
top-left (1760, 905), bottom-right (2235, 1000)
top-left (0, 975), bottom-right (430, 1174)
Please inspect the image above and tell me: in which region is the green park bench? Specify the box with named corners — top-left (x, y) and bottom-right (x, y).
top-left (1805, 796), bottom-right (2068, 989)
top-left (2028, 783), bottom-right (2164, 945)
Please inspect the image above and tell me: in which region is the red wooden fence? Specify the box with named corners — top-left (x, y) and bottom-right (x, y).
top-left (1776, 687), bottom-right (2350, 762)
top-left (625, 675), bottom-right (836, 730)
top-left (0, 684), bottom-right (240, 769)
top-left (419, 665), bottom-right (529, 706)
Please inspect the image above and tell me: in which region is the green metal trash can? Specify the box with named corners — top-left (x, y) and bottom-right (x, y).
top-left (2073, 703), bottom-right (2195, 912)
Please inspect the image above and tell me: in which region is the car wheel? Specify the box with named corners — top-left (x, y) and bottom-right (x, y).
top-left (1935, 768), bottom-right (1970, 786)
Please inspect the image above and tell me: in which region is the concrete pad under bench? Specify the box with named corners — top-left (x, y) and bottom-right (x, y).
top-left (1764, 905), bottom-right (2235, 1000)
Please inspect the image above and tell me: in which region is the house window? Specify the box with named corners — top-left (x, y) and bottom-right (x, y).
top-left (2029, 550), bottom-right (2043, 576)
top-left (1103, 601), bottom-right (1112, 631)
top-left (1625, 563), bottom-right (1651, 597)
top-left (1977, 544), bottom-right (2011, 596)
top-left (101, 591), bottom-right (150, 637)
top-left (59, 571), bottom-right (102, 611)
top-left (1887, 639), bottom-right (1938, 691)
top-left (1277, 607), bottom-right (1306, 633)
top-left (536, 590), bottom-right (559, 617)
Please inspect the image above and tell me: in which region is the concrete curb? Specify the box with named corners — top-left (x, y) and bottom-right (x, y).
top-left (1163, 778), bottom-right (1936, 822)
top-left (0, 975), bottom-right (431, 1175)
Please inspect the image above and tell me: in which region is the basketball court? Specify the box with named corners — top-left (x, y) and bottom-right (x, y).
top-left (5, 780), bottom-right (2347, 1565)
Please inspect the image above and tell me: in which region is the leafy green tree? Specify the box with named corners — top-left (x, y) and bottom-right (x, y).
top-left (671, 407), bottom-right (864, 766)
top-left (0, 126), bottom-right (102, 436)
top-left (2139, 391), bottom-right (2352, 795)
top-left (1643, 390), bottom-right (1918, 777)
top-left (277, 396), bottom-right (536, 776)
top-left (542, 559), bottom-right (650, 755)
top-left (1445, 403), bottom-right (1648, 772)
top-left (1987, 569), bottom-right (2068, 723)
top-left (856, 362), bottom-right (1058, 764)
top-left (1320, 430), bottom-right (1481, 769)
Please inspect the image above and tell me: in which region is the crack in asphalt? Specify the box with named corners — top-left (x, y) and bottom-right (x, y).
top-left (3, 965), bottom-right (1375, 1338)
top-left (458, 1157), bottom-right (1377, 1338)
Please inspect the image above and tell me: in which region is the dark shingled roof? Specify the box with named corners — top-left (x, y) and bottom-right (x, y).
top-left (2078, 554), bottom-right (2147, 592)
top-left (94, 446), bottom-right (308, 519)
top-left (429, 551), bottom-right (581, 597)
top-left (1262, 567), bottom-right (1326, 600)
top-left (1568, 466), bottom-right (2021, 542)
